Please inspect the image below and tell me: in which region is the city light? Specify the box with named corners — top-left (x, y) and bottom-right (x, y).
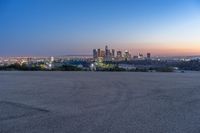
top-left (93, 45), bottom-right (151, 61)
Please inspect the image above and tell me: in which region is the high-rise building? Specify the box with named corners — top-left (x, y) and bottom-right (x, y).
top-left (104, 45), bottom-right (112, 61)
top-left (96, 49), bottom-right (105, 58)
top-left (124, 50), bottom-right (131, 61)
top-left (93, 49), bottom-right (98, 59)
top-left (105, 45), bottom-right (109, 58)
top-left (111, 49), bottom-right (115, 57)
top-left (97, 49), bottom-right (101, 57)
top-left (117, 51), bottom-right (122, 58)
top-left (100, 50), bottom-right (105, 58)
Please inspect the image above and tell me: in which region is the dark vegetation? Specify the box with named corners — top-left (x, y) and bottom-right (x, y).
top-left (0, 63), bottom-right (83, 71)
top-left (1, 60), bottom-right (200, 72)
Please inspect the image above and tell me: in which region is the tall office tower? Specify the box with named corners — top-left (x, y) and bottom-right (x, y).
top-left (93, 49), bottom-right (98, 59)
top-left (100, 50), bottom-right (105, 58)
top-left (117, 51), bottom-right (122, 58)
top-left (105, 45), bottom-right (109, 58)
top-left (97, 49), bottom-right (101, 57)
top-left (108, 49), bottom-right (111, 56)
top-left (147, 53), bottom-right (151, 59)
top-left (124, 50), bottom-right (131, 61)
top-left (111, 49), bottom-right (115, 57)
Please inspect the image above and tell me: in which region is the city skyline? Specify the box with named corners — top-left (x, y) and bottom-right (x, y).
top-left (1, 0), bottom-right (200, 56)
top-left (92, 45), bottom-right (151, 62)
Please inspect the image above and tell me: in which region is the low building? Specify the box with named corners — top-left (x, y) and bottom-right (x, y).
top-left (118, 64), bottom-right (136, 70)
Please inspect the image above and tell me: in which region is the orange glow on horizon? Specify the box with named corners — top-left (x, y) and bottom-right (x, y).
top-left (114, 42), bottom-right (200, 56)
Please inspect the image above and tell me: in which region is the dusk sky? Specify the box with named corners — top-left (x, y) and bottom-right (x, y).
top-left (0, 0), bottom-right (200, 56)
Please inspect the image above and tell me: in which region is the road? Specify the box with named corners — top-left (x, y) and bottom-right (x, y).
top-left (1, 71), bottom-right (200, 133)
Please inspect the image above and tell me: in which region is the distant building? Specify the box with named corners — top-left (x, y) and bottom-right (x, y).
top-left (93, 49), bottom-right (98, 59)
top-left (111, 49), bottom-right (115, 58)
top-left (116, 51), bottom-right (123, 61)
top-left (138, 53), bottom-right (143, 59)
top-left (100, 50), bottom-right (105, 58)
top-left (95, 48), bottom-right (105, 61)
top-left (104, 45), bottom-right (112, 61)
top-left (118, 64), bottom-right (136, 70)
top-left (147, 53), bottom-right (151, 59)
top-left (50, 56), bottom-right (54, 62)
top-left (117, 51), bottom-right (122, 58)
top-left (97, 49), bottom-right (101, 57)
top-left (97, 49), bottom-right (105, 58)
top-left (105, 45), bottom-right (109, 58)
top-left (124, 50), bottom-right (131, 61)
top-left (133, 56), bottom-right (138, 59)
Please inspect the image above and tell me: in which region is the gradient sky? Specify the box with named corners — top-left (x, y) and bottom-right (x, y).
top-left (0, 0), bottom-right (200, 56)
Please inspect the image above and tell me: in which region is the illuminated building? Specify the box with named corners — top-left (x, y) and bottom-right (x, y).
top-left (105, 45), bottom-right (109, 57)
top-left (93, 49), bottom-right (98, 59)
top-left (100, 50), bottom-right (105, 58)
top-left (138, 53), bottom-right (143, 59)
top-left (124, 50), bottom-right (131, 61)
top-left (50, 56), bottom-right (54, 62)
top-left (117, 51), bottom-right (122, 58)
top-left (97, 49), bottom-right (101, 57)
top-left (111, 49), bottom-right (115, 58)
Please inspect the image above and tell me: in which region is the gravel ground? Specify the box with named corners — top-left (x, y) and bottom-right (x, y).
top-left (0, 71), bottom-right (200, 133)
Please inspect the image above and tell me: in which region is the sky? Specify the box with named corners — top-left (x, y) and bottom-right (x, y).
top-left (0, 0), bottom-right (200, 56)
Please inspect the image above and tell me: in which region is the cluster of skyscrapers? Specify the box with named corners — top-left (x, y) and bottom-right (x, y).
top-left (93, 46), bottom-right (116, 61)
top-left (93, 45), bottom-right (151, 61)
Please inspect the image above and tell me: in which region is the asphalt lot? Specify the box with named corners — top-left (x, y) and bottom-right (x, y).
top-left (1, 71), bottom-right (200, 133)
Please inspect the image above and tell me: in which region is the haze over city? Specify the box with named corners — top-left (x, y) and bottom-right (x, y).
top-left (1, 0), bottom-right (200, 56)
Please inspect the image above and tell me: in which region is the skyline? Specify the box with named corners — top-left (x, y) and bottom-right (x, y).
top-left (1, 0), bottom-right (200, 56)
